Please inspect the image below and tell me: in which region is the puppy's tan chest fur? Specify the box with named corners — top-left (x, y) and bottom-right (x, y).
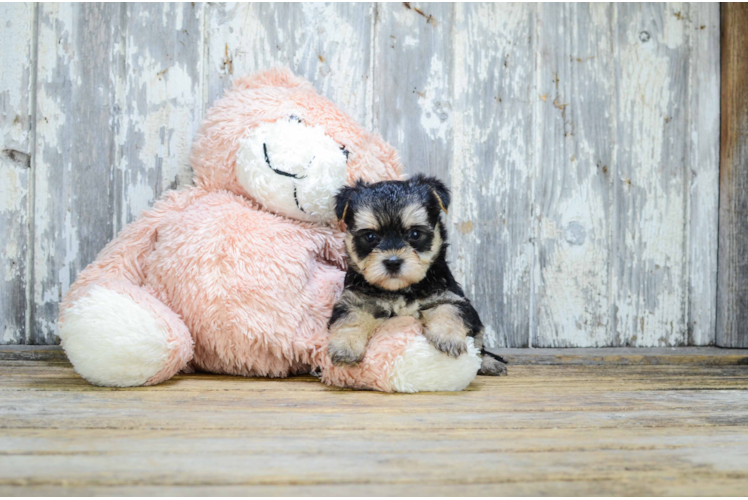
top-left (353, 290), bottom-right (468, 321)
top-left (386, 296), bottom-right (421, 318)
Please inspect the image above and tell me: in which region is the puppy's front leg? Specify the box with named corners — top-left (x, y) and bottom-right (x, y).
top-left (421, 304), bottom-right (468, 357)
top-left (328, 306), bottom-right (383, 366)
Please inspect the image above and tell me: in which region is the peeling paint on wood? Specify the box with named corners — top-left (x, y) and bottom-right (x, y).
top-left (374, 2), bottom-right (453, 181)
top-left (205, 3), bottom-right (373, 124)
top-left (116, 3), bottom-right (204, 228)
top-left (451, 3), bottom-right (535, 348)
top-left (0, 3), bottom-right (35, 345)
top-left (687, 4), bottom-right (720, 345)
top-left (0, 3), bottom-right (722, 347)
top-left (613, 3), bottom-right (692, 346)
top-left (32, 3), bottom-right (123, 343)
top-left (534, 3), bottom-right (614, 347)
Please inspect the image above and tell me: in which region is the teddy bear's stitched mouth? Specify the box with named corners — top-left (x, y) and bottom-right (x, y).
top-left (263, 143), bottom-right (307, 180)
top-left (293, 186), bottom-right (306, 213)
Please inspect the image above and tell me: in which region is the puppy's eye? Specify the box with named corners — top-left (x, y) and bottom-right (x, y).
top-left (407, 230), bottom-right (421, 241)
top-left (366, 232), bottom-right (378, 243)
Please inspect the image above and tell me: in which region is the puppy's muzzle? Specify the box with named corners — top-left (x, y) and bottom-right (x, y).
top-left (383, 256), bottom-right (403, 274)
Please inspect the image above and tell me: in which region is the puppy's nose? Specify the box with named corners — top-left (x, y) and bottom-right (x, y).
top-left (383, 256), bottom-right (403, 273)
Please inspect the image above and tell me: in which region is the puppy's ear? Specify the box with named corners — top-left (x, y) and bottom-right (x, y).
top-left (415, 175), bottom-right (450, 214)
top-left (334, 185), bottom-right (357, 222)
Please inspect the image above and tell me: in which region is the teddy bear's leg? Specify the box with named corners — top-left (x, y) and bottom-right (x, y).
top-left (58, 194), bottom-right (197, 387)
top-left (59, 280), bottom-right (193, 387)
top-left (315, 317), bottom-right (482, 393)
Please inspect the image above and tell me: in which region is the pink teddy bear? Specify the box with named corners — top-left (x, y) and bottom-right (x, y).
top-left (58, 69), bottom-right (482, 392)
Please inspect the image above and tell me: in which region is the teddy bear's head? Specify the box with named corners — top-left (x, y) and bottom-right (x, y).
top-left (191, 68), bottom-right (403, 223)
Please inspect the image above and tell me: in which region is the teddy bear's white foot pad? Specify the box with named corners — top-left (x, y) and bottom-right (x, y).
top-left (387, 336), bottom-right (482, 393)
top-left (59, 284), bottom-right (191, 387)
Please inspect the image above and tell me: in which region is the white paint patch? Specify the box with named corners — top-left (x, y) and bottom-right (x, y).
top-left (0, 162), bottom-right (28, 214)
top-left (403, 35), bottom-right (419, 47)
top-left (662, 3), bottom-right (687, 49)
top-left (482, 324), bottom-right (499, 349)
top-left (418, 54), bottom-right (451, 143)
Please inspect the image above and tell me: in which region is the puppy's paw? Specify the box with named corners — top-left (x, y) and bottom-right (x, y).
top-left (423, 328), bottom-right (467, 358)
top-left (479, 354), bottom-right (508, 376)
top-left (421, 304), bottom-right (469, 358)
top-left (328, 338), bottom-right (366, 366)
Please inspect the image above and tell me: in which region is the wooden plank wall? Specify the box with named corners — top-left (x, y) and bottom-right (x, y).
top-left (0, 4), bottom-right (35, 344)
top-left (0, 3), bottom-right (720, 348)
top-left (717, 3), bottom-right (748, 348)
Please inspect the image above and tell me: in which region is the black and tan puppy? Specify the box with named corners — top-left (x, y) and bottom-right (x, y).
top-left (327, 174), bottom-right (507, 376)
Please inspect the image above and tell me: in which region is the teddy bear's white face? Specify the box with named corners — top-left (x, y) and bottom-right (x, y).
top-left (235, 118), bottom-right (349, 223)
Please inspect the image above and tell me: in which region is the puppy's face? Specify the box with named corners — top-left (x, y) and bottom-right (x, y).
top-left (335, 175), bottom-right (450, 291)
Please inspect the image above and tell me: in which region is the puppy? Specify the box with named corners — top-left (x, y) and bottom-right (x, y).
top-left (327, 174), bottom-right (507, 376)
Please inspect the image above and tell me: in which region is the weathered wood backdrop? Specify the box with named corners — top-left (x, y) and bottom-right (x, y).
top-left (0, 3), bottom-right (721, 348)
top-left (718, 3), bottom-right (748, 348)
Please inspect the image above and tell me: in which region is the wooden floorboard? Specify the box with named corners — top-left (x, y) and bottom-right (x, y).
top-left (5, 345), bottom-right (748, 365)
top-left (1, 358), bottom-right (747, 495)
top-left (489, 347), bottom-right (748, 366)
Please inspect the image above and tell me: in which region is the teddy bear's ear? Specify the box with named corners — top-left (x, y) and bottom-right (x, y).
top-left (233, 67), bottom-right (313, 91)
top-left (334, 185), bottom-right (358, 223)
top-left (365, 133), bottom-right (405, 182)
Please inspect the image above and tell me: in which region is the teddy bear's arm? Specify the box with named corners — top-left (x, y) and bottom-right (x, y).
top-left (303, 224), bottom-right (347, 271)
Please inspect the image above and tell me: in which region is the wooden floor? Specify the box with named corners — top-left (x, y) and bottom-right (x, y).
top-left (1, 350), bottom-right (748, 496)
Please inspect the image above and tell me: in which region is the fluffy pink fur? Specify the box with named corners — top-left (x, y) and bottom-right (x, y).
top-left (311, 317), bottom-right (423, 392)
top-left (59, 68), bottom-right (421, 391)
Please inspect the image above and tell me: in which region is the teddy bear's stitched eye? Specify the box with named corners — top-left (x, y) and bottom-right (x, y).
top-left (340, 146), bottom-right (349, 160)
